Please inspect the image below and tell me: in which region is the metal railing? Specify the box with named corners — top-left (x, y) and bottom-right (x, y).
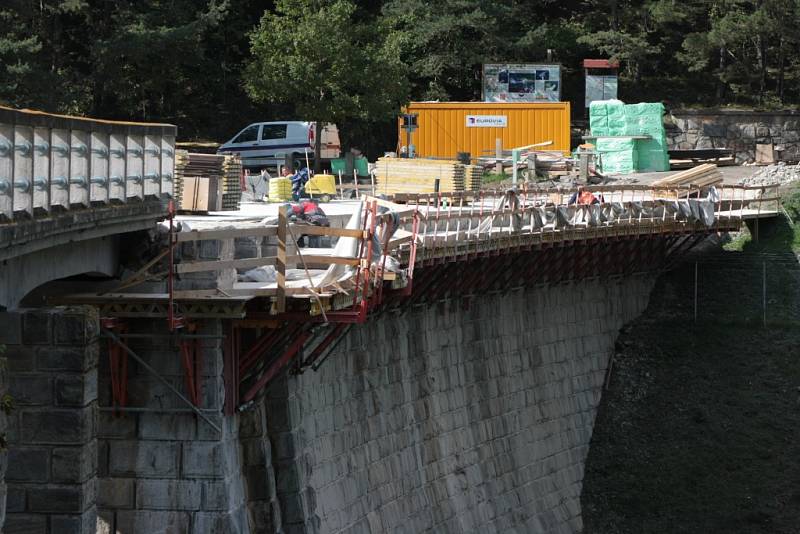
top-left (384, 184), bottom-right (781, 263)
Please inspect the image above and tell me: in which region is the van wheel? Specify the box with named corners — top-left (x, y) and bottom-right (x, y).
top-left (292, 153), bottom-right (306, 170)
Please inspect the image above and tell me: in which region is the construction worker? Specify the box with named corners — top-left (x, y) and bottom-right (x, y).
top-left (568, 186), bottom-right (600, 205)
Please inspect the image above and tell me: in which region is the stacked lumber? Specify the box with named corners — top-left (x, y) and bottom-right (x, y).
top-left (174, 152), bottom-right (242, 211)
top-left (652, 163), bottom-right (722, 188)
top-left (174, 149), bottom-right (189, 208)
top-left (374, 158), bottom-right (465, 194)
top-left (465, 165), bottom-right (483, 190)
top-left (222, 155), bottom-right (243, 210)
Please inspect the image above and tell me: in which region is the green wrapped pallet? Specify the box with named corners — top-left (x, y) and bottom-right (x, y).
top-left (606, 101), bottom-right (625, 116)
top-left (599, 151), bottom-right (638, 174)
top-left (597, 137), bottom-right (638, 174)
top-left (623, 102), bottom-right (665, 116)
top-left (638, 134), bottom-right (668, 152)
top-left (589, 115), bottom-right (609, 134)
top-left (589, 101), bottom-right (608, 116)
top-left (596, 138), bottom-right (636, 152)
top-left (637, 149), bottom-right (670, 172)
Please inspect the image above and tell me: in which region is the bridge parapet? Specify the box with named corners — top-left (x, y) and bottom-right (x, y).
top-left (0, 106), bottom-right (174, 231)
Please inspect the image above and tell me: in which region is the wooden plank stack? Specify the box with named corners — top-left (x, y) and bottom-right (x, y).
top-left (374, 158), bottom-right (466, 194)
top-left (174, 152), bottom-right (242, 211)
top-left (652, 163), bottom-right (722, 188)
top-left (174, 149), bottom-right (189, 209)
top-left (222, 155), bottom-right (243, 210)
top-left (465, 165), bottom-right (483, 191)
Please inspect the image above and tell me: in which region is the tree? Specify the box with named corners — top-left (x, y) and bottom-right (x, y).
top-left (246, 0), bottom-right (408, 170)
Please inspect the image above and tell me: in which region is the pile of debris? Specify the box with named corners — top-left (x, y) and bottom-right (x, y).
top-left (739, 162), bottom-right (800, 187)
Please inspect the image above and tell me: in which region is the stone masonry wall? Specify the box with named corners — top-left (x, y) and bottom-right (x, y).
top-left (1, 307), bottom-right (99, 534)
top-left (0, 317), bottom-right (10, 530)
top-left (265, 275), bottom-right (655, 534)
top-left (96, 319), bottom-right (249, 534)
top-left (667, 109), bottom-right (800, 162)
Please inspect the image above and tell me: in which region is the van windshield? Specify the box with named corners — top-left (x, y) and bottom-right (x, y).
top-left (261, 124), bottom-right (288, 140)
top-left (233, 125), bottom-right (259, 143)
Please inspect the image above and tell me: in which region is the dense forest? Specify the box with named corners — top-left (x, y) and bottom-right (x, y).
top-left (1, 0), bottom-right (799, 150)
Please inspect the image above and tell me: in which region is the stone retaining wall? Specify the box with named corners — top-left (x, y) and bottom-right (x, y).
top-left (264, 275), bottom-right (655, 534)
top-left (667, 109), bottom-right (800, 163)
top-left (1, 307), bottom-right (99, 534)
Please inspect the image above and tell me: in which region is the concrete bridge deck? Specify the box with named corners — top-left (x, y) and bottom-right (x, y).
top-left (58, 182), bottom-right (779, 319)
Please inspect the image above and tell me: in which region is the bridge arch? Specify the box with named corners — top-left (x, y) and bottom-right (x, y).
top-left (0, 235), bottom-right (119, 310)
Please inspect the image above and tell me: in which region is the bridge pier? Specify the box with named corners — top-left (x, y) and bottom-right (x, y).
top-left (2, 307), bottom-right (99, 534)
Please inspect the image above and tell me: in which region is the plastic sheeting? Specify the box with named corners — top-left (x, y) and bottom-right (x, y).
top-left (537, 198), bottom-right (717, 229)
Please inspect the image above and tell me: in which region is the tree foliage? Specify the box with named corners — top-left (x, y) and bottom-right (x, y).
top-left (1, 0), bottom-right (800, 147)
top-left (246, 0), bottom-right (407, 124)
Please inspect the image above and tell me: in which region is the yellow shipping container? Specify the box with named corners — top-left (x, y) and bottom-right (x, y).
top-left (399, 102), bottom-right (571, 159)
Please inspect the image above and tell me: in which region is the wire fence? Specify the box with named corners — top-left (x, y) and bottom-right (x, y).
top-left (666, 253), bottom-right (800, 327)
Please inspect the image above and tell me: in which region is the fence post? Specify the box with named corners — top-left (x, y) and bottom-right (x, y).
top-left (495, 138), bottom-right (502, 175)
top-left (277, 205), bottom-right (287, 313)
top-left (693, 261), bottom-right (698, 323)
top-left (762, 261), bottom-right (767, 328)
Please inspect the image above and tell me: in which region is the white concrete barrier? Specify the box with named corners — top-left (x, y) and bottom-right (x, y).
top-left (0, 106), bottom-right (176, 221)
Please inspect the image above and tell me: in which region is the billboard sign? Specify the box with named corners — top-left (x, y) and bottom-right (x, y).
top-left (483, 64), bottom-right (562, 103)
top-left (466, 115), bottom-right (508, 128)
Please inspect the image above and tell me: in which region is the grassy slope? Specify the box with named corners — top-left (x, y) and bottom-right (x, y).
top-left (582, 211), bottom-right (800, 534)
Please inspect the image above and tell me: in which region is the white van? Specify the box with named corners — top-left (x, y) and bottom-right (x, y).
top-left (217, 121), bottom-right (340, 169)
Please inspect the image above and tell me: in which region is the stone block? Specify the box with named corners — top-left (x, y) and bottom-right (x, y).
top-left (50, 510), bottom-right (97, 534)
top-left (6, 447), bottom-right (50, 482)
top-left (20, 408), bottom-right (90, 445)
top-left (125, 376), bottom-right (183, 410)
top-left (97, 411), bottom-right (137, 439)
top-left (701, 122), bottom-right (726, 137)
top-left (241, 439), bottom-right (264, 467)
top-left (9, 374), bottom-right (53, 406)
top-left (36, 347), bottom-right (89, 372)
top-left (135, 479), bottom-right (202, 510)
top-left (182, 441), bottom-right (235, 478)
top-left (193, 508), bottom-right (250, 534)
top-left (4, 346), bottom-right (36, 372)
top-left (199, 240), bottom-right (223, 260)
top-left (137, 413), bottom-right (197, 441)
top-left (98, 478), bottom-right (134, 509)
top-left (53, 314), bottom-right (91, 346)
top-left (245, 465), bottom-right (268, 501)
top-left (21, 312), bottom-right (52, 345)
top-left (52, 443), bottom-right (97, 483)
top-left (0, 312), bottom-right (22, 345)
top-left (27, 485), bottom-right (83, 513)
top-left (197, 414), bottom-right (228, 441)
top-left (3, 513), bottom-right (48, 534)
top-left (6, 485), bottom-right (25, 512)
top-left (55, 370), bottom-right (98, 407)
top-left (202, 480), bottom-right (231, 511)
top-left (108, 441), bottom-right (180, 477)
top-left (115, 510), bottom-right (191, 533)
